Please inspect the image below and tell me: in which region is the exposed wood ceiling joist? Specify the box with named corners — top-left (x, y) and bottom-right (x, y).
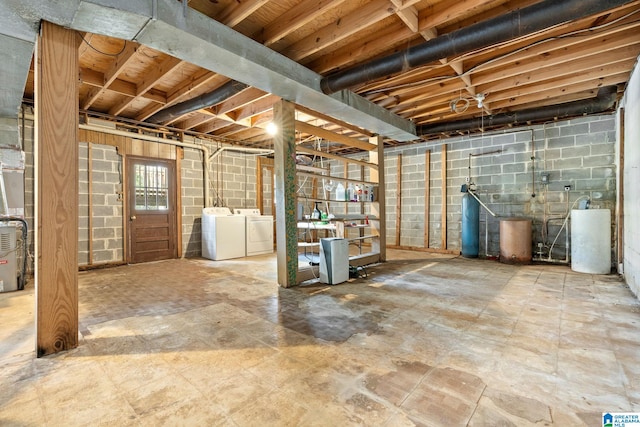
top-left (3, 0), bottom-right (639, 151)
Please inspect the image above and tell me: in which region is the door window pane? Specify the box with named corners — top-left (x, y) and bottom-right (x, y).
top-left (134, 163), bottom-right (169, 210)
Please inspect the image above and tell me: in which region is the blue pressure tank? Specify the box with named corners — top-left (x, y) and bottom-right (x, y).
top-left (461, 192), bottom-right (480, 258)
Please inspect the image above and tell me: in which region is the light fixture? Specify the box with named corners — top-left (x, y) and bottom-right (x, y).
top-left (266, 122), bottom-right (277, 135)
top-left (474, 93), bottom-right (485, 109)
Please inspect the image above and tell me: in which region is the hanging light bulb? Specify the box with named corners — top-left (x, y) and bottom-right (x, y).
top-left (474, 93), bottom-right (485, 109)
top-left (266, 122), bottom-right (277, 135)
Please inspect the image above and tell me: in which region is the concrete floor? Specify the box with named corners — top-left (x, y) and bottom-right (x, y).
top-left (1, 250), bottom-right (639, 426)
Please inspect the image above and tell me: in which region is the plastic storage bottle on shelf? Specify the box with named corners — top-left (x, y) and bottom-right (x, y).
top-left (335, 182), bottom-right (345, 201)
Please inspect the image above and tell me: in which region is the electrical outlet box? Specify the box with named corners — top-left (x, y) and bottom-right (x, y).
top-left (541, 172), bottom-right (549, 184)
top-left (564, 185), bottom-right (571, 191)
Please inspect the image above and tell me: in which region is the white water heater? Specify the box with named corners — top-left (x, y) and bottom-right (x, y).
top-left (0, 225), bottom-right (17, 293)
top-left (571, 209), bottom-right (611, 274)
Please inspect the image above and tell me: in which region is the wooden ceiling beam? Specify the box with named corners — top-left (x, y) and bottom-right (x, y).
top-left (457, 4), bottom-right (640, 73)
top-left (261, 0), bottom-right (348, 46)
top-left (81, 41), bottom-right (138, 110)
top-left (487, 73), bottom-right (629, 110)
top-left (233, 94), bottom-right (279, 122)
top-left (214, 87), bottom-right (269, 116)
top-left (79, 67), bottom-right (104, 87)
top-left (250, 111), bottom-right (274, 128)
top-left (381, 78), bottom-right (467, 112)
top-left (357, 61), bottom-right (452, 94)
top-left (136, 70), bottom-right (224, 121)
top-left (306, 21), bottom-right (412, 74)
top-left (219, 0), bottom-right (270, 27)
top-left (221, 126), bottom-right (271, 142)
top-left (479, 52), bottom-right (639, 95)
top-left (194, 118), bottom-right (232, 135)
top-left (295, 145), bottom-right (378, 170)
top-left (472, 26), bottom-right (640, 87)
top-left (389, 0), bottom-right (420, 32)
top-left (295, 121), bottom-right (376, 151)
top-left (79, 67), bottom-right (168, 103)
top-left (174, 112), bottom-right (216, 130)
top-left (294, 105), bottom-right (374, 137)
top-left (109, 56), bottom-right (182, 116)
top-left (418, 0), bottom-right (497, 31)
top-left (216, 123), bottom-right (253, 138)
top-left (283, 0), bottom-right (406, 61)
top-left (166, 70), bottom-right (222, 104)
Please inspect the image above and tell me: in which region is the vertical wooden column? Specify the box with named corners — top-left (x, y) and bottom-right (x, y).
top-left (441, 144), bottom-right (447, 250)
top-left (273, 100), bottom-right (298, 287)
top-left (369, 135), bottom-right (386, 261)
top-left (176, 147), bottom-right (183, 258)
top-left (35, 21), bottom-right (79, 356)
top-left (424, 150), bottom-right (431, 248)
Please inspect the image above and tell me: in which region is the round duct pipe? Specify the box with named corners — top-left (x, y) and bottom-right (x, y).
top-left (320, 0), bottom-right (633, 94)
top-left (148, 80), bottom-right (249, 124)
top-left (416, 86), bottom-right (618, 136)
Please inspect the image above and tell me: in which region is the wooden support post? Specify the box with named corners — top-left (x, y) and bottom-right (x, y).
top-left (273, 100), bottom-right (298, 287)
top-left (395, 154), bottom-right (402, 246)
top-left (176, 147), bottom-right (183, 258)
top-left (424, 150), bottom-right (431, 248)
top-left (441, 144), bottom-right (447, 250)
top-left (369, 135), bottom-right (386, 261)
top-left (35, 21), bottom-right (79, 357)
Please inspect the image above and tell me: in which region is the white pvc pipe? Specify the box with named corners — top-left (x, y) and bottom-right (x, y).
top-left (79, 123), bottom-right (213, 207)
top-left (209, 146), bottom-right (273, 160)
top-left (27, 112), bottom-right (275, 207)
top-left (468, 190), bottom-right (497, 217)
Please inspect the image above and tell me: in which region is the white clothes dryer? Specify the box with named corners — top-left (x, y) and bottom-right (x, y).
top-left (201, 207), bottom-right (246, 260)
top-left (233, 209), bottom-right (274, 256)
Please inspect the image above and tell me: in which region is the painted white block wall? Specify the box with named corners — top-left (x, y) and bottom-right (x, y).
top-left (621, 58), bottom-right (640, 297)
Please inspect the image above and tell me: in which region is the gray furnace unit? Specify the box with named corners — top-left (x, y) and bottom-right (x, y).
top-left (0, 225), bottom-right (17, 293)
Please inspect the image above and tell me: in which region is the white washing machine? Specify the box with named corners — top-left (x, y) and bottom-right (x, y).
top-left (233, 209), bottom-right (274, 256)
top-left (201, 207), bottom-right (246, 260)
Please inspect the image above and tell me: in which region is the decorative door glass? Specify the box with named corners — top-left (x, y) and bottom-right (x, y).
top-left (134, 164), bottom-right (169, 210)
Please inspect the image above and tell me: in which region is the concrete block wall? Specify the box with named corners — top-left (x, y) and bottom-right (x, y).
top-left (375, 145), bottom-right (443, 248)
top-left (22, 109), bottom-right (34, 273)
top-left (261, 167), bottom-right (274, 215)
top-left (384, 146), bottom-right (435, 248)
top-left (22, 121), bottom-right (125, 269)
top-left (337, 113), bottom-right (617, 259)
top-left (78, 143), bottom-right (124, 265)
top-left (181, 147), bottom-right (204, 258)
top-left (210, 151), bottom-right (257, 210)
top-left (23, 122), bottom-right (263, 262)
